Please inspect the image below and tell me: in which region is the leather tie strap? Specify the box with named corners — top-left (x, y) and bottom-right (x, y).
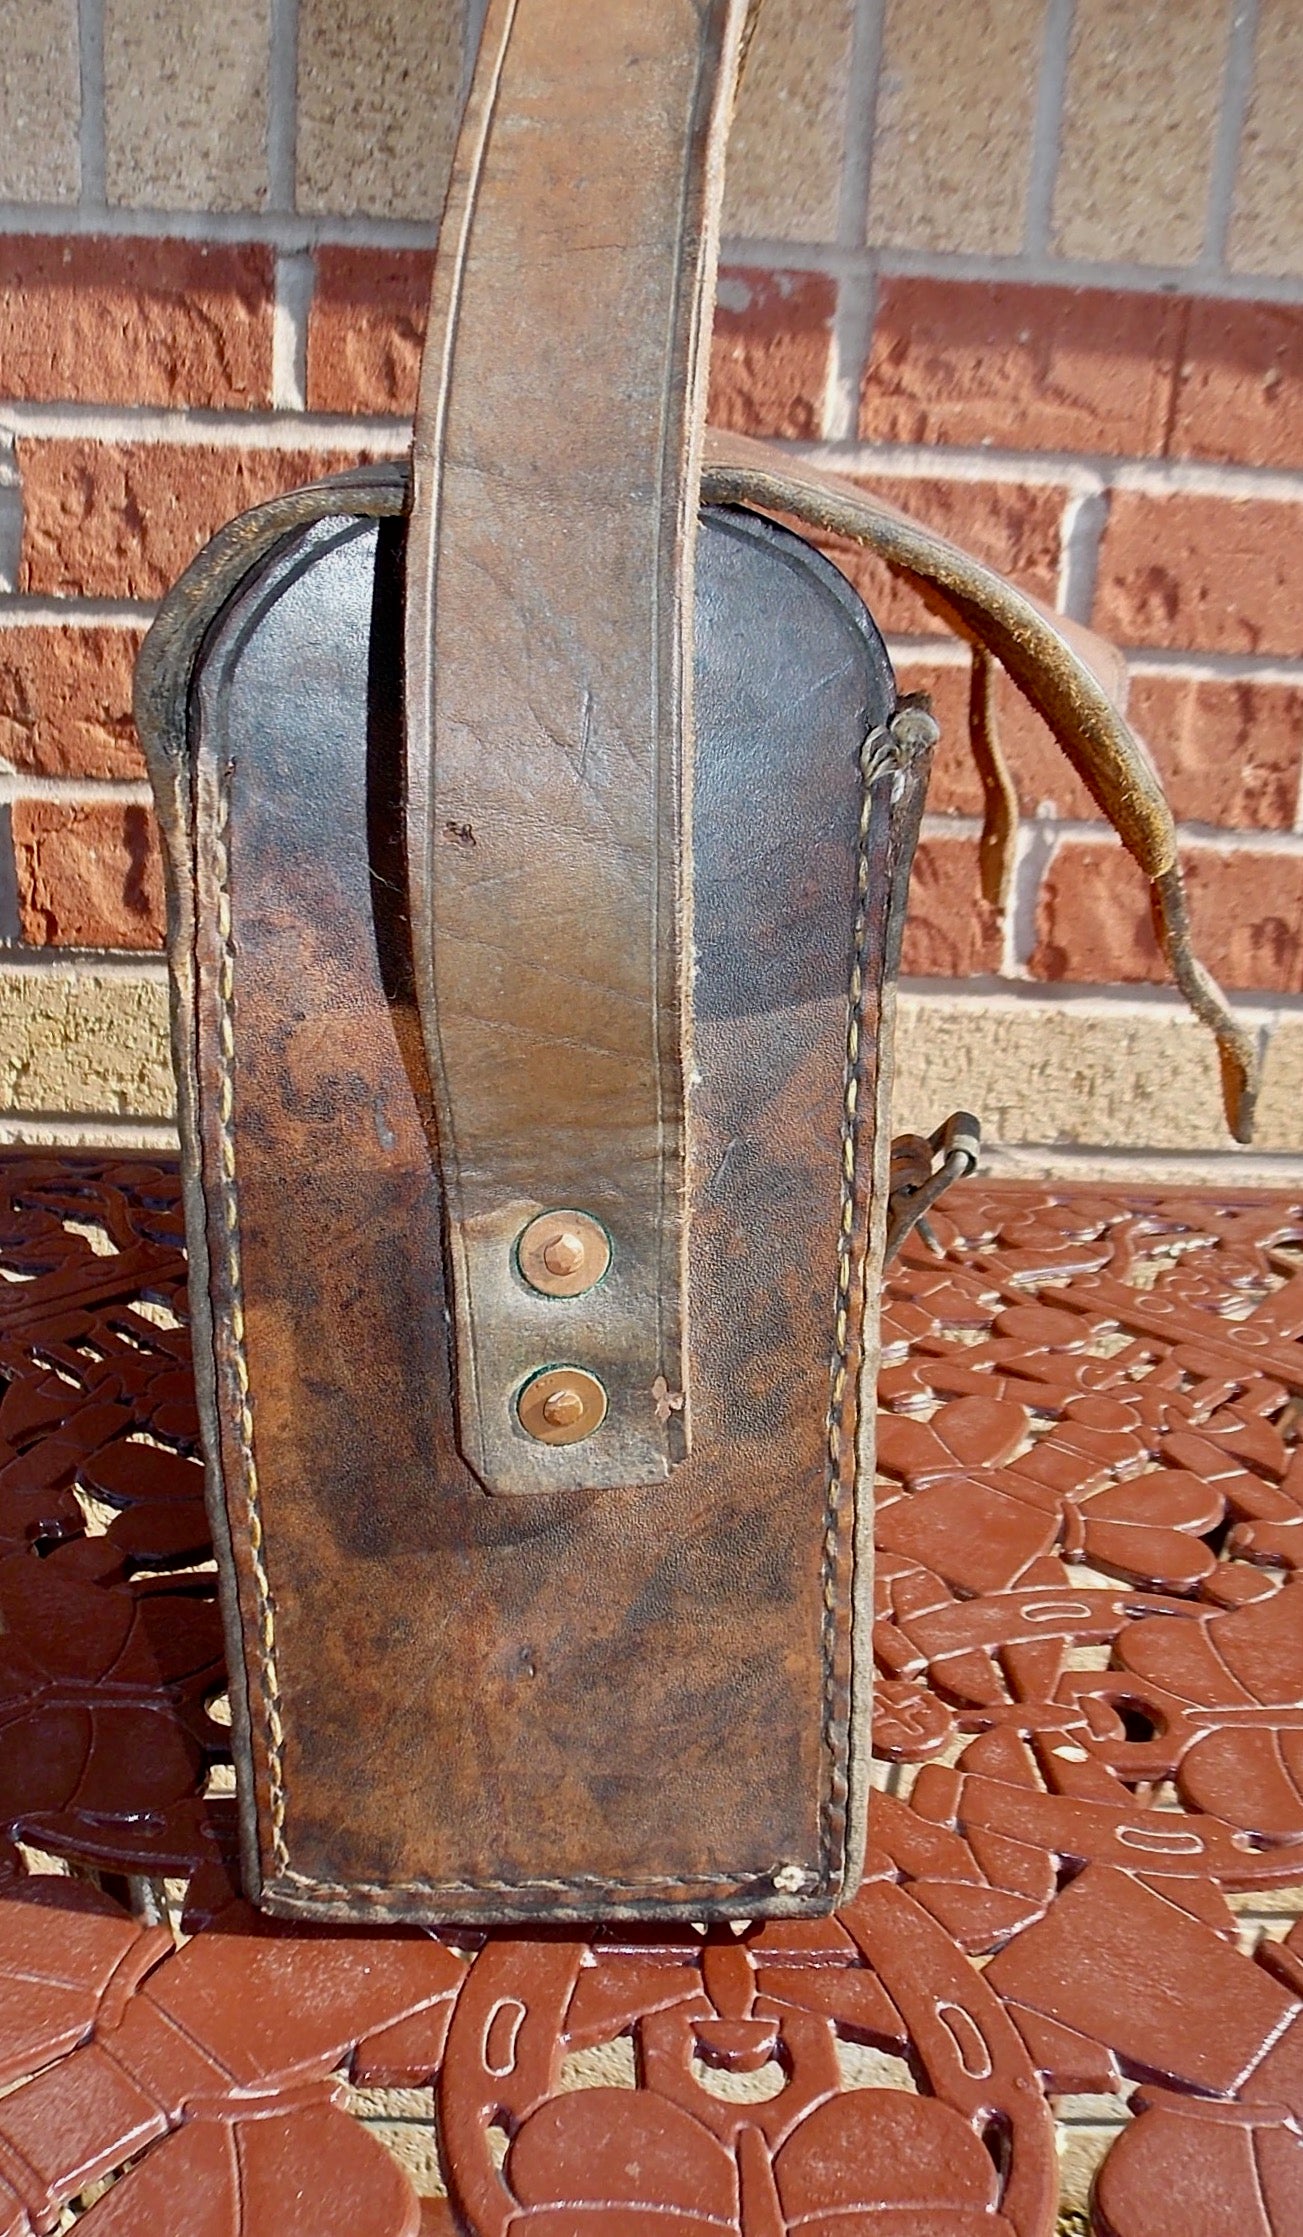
top-left (405, 2), bottom-right (751, 1493)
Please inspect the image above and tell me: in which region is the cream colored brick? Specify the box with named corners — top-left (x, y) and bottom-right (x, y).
top-left (892, 990), bottom-right (1303, 1155)
top-left (722, 0), bottom-right (854, 243)
top-left (1230, 0), bottom-right (1303, 275)
top-left (0, 0), bottom-right (80, 201)
top-left (104, 0), bottom-right (271, 211)
top-left (1256, 1013), bottom-right (1303, 1152)
top-left (0, 965), bottom-right (173, 1118)
top-left (1052, 0), bottom-right (1231, 264)
top-left (867, 0), bottom-right (1045, 254)
top-left (296, 0), bottom-right (462, 220)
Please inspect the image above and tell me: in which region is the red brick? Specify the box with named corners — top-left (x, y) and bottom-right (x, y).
top-left (1093, 490), bottom-right (1301, 655)
top-left (0, 627), bottom-right (145, 780)
top-left (1126, 671), bottom-right (1303, 829)
top-left (17, 441), bottom-right (375, 600)
top-left (901, 834), bottom-right (1002, 979)
top-left (306, 247), bottom-right (433, 416)
top-left (892, 650), bottom-right (1099, 821)
top-left (860, 278), bottom-right (1182, 457)
top-left (1030, 835), bottom-right (1303, 994)
top-left (707, 267), bottom-right (836, 440)
top-left (889, 654), bottom-right (976, 813)
top-left (1170, 299), bottom-right (1303, 470)
top-left (0, 235), bottom-right (273, 408)
top-left (816, 473), bottom-right (1065, 638)
top-left (13, 801), bottom-right (164, 950)
top-left (898, 646), bottom-right (1303, 830)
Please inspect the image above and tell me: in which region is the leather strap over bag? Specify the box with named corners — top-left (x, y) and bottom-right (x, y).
top-left (700, 433), bottom-right (1261, 1145)
top-left (405, 0), bottom-right (752, 1496)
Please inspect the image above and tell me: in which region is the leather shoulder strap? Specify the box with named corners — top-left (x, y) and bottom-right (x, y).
top-left (404, 2), bottom-right (751, 1494)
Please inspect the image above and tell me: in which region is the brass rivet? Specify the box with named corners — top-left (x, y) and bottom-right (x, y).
top-left (517, 1365), bottom-right (608, 1445)
top-left (543, 1230), bottom-right (585, 1277)
top-left (517, 1210), bottom-right (611, 1298)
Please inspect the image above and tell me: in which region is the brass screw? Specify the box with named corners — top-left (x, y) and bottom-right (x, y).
top-left (517, 1210), bottom-right (611, 1298)
top-left (541, 1384), bottom-right (585, 1427)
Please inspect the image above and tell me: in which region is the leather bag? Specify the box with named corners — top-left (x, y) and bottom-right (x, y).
top-left (136, 0), bottom-right (1255, 1925)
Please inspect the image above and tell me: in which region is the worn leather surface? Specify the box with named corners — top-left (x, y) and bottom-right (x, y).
top-left (405, 0), bottom-right (752, 1497)
top-left (161, 500), bottom-right (919, 1922)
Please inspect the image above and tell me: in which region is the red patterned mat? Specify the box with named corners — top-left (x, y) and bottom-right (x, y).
top-left (0, 1153), bottom-right (1300, 2237)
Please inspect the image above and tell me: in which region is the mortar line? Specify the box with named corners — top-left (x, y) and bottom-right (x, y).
top-left (886, 634), bottom-right (1303, 685)
top-left (0, 774), bottom-right (154, 806)
top-left (0, 203), bottom-right (440, 250)
top-left (0, 597), bottom-right (158, 627)
top-left (838, 0), bottom-right (886, 250)
top-left (917, 812), bottom-right (1303, 857)
top-left (1025, 0), bottom-right (1075, 256)
top-left (0, 193), bottom-right (1301, 304)
top-left (796, 438), bottom-right (1303, 503)
top-left (0, 402), bottom-right (409, 451)
top-left (1202, 0), bottom-right (1261, 272)
top-left (1054, 486), bottom-right (1108, 621)
top-left (271, 250), bottom-right (313, 412)
top-left (78, 0), bottom-right (107, 208)
top-left (1010, 817), bottom-right (1056, 974)
top-left (895, 973), bottom-right (1300, 1020)
top-left (0, 946), bottom-right (169, 976)
top-left (1001, 822), bottom-right (1039, 978)
top-left (0, 1115), bottom-right (179, 1148)
top-left (266, 0), bottom-right (301, 214)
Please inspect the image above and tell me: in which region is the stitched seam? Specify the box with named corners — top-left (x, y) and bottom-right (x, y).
top-left (270, 1868), bottom-right (764, 1896)
top-left (822, 723), bottom-right (900, 1877)
top-left (213, 773), bottom-right (290, 1878)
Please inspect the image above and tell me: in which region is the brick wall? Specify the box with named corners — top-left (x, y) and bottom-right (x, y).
top-left (0, 0), bottom-right (1301, 1164)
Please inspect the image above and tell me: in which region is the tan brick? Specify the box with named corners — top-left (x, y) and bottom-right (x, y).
top-left (1031, 834), bottom-right (1303, 992)
top-left (867, 0), bottom-right (1045, 254)
top-left (17, 441), bottom-right (372, 601)
top-left (817, 473), bottom-right (1065, 638)
top-left (1051, 0), bottom-right (1231, 265)
top-left (0, 0), bottom-right (80, 201)
top-left (1126, 671), bottom-right (1303, 829)
top-left (892, 989), bottom-right (1256, 1151)
top-left (901, 833), bottom-right (1002, 979)
top-left (721, 0), bottom-right (854, 243)
top-left (1093, 490), bottom-right (1301, 655)
top-left (296, 0), bottom-right (462, 220)
top-left (707, 268), bottom-right (836, 439)
top-left (104, 0), bottom-right (270, 211)
top-left (861, 277), bottom-right (1182, 456)
top-left (306, 247), bottom-right (433, 415)
top-left (1230, 0), bottom-right (1303, 276)
top-left (0, 963), bottom-right (173, 1118)
top-left (1169, 298), bottom-right (1303, 469)
top-left (13, 801), bottom-right (164, 951)
top-left (1256, 1014), bottom-right (1303, 1151)
top-left (0, 628), bottom-right (146, 780)
top-left (0, 236), bottom-right (274, 407)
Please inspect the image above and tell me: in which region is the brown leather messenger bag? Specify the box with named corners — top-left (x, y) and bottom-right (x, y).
top-left (135, 1), bottom-right (1255, 1925)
